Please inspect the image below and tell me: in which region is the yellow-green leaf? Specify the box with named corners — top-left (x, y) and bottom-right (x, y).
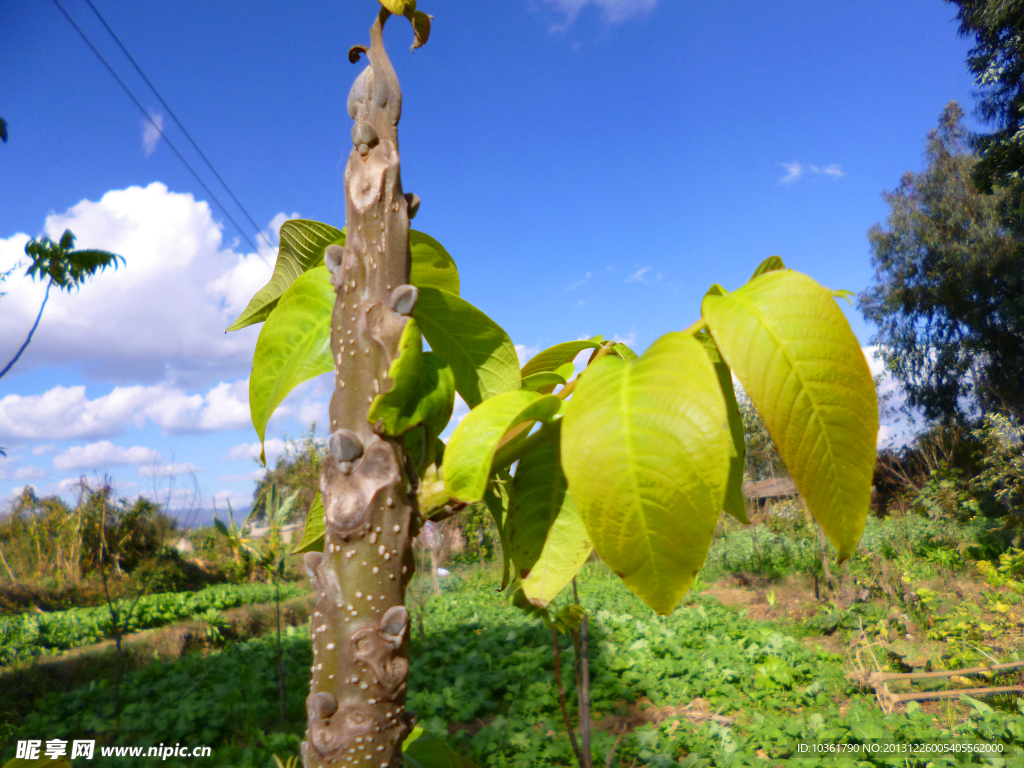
top-left (227, 220), bottom-right (344, 332)
top-left (506, 426), bottom-right (591, 607)
top-left (695, 330), bottom-right (748, 524)
top-left (410, 230), bottom-right (459, 295)
top-left (521, 371), bottom-right (567, 392)
top-left (291, 490), bottom-right (325, 555)
top-left (443, 390), bottom-right (561, 503)
top-left (701, 269), bottom-right (878, 561)
top-left (521, 337), bottom-right (603, 377)
top-left (249, 266), bottom-right (334, 465)
top-left (414, 287), bottom-right (520, 408)
top-left (368, 319), bottom-right (456, 437)
top-left (561, 332), bottom-right (731, 615)
top-left (379, 0), bottom-right (415, 16)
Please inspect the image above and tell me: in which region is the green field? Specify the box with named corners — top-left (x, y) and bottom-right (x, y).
top-left (5, 540), bottom-right (1024, 768)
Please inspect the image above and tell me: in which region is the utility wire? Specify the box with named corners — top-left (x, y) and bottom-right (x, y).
top-left (82, 0), bottom-right (277, 257)
top-left (51, 0), bottom-right (270, 267)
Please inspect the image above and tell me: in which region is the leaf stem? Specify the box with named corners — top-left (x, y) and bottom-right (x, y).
top-left (552, 625), bottom-right (586, 768)
top-left (491, 421), bottom-right (555, 471)
top-left (681, 318), bottom-right (707, 336)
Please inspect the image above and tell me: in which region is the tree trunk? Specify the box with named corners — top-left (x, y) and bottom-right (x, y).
top-left (300, 11), bottom-right (419, 767)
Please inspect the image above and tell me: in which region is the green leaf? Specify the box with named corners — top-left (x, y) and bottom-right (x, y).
top-left (249, 266), bottom-right (334, 465)
top-left (701, 269), bottom-right (878, 561)
top-left (443, 390), bottom-right (562, 503)
top-left (291, 491), bottom-right (325, 555)
top-left (368, 318), bottom-right (456, 437)
top-left (609, 342), bottom-right (639, 362)
top-left (521, 337), bottom-right (603, 377)
top-left (414, 287), bottom-right (520, 408)
top-left (561, 331), bottom-right (731, 615)
top-left (484, 472), bottom-right (514, 591)
top-left (410, 230), bottom-right (459, 295)
top-left (403, 725), bottom-right (479, 768)
top-left (521, 371), bottom-right (567, 392)
top-left (405, 429), bottom-right (446, 471)
top-left (227, 220), bottom-right (344, 332)
top-left (2, 759), bottom-right (72, 768)
top-left (506, 425), bottom-right (592, 607)
top-left (695, 330), bottom-right (749, 524)
top-left (750, 255), bottom-right (786, 280)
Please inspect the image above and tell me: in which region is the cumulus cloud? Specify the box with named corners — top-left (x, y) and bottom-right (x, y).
top-left (0, 183), bottom-right (283, 389)
top-left (218, 469), bottom-right (267, 483)
top-left (778, 162), bottom-right (845, 185)
top-left (222, 438), bottom-right (289, 465)
top-left (139, 462), bottom-right (202, 478)
top-left (0, 379), bottom-right (251, 442)
top-left (53, 441), bottom-right (163, 471)
top-left (515, 344), bottom-right (540, 366)
top-left (141, 112), bottom-right (164, 156)
top-left (541, 0), bottom-right (657, 27)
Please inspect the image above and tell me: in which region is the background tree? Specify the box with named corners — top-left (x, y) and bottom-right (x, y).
top-left (0, 229), bottom-right (125, 380)
top-left (254, 423), bottom-right (326, 524)
top-left (736, 390), bottom-right (784, 481)
top-left (948, 0), bottom-right (1024, 234)
top-left (858, 101), bottom-right (1024, 423)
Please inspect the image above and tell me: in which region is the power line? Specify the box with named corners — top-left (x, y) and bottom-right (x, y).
top-left (51, 0), bottom-right (271, 267)
top-left (82, 0), bottom-right (277, 257)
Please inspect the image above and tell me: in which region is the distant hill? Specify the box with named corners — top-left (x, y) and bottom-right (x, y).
top-left (166, 505), bottom-right (253, 530)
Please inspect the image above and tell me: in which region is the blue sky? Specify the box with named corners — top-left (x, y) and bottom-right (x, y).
top-left (0, 0), bottom-right (980, 517)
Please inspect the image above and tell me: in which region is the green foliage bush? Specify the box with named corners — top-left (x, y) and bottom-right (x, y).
top-left (7, 567), bottom-right (1024, 766)
top-left (0, 581), bottom-right (308, 667)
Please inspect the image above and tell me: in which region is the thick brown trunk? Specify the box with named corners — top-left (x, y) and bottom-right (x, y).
top-left (300, 11), bottom-right (420, 767)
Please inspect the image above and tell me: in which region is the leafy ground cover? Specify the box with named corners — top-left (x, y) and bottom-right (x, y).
top-left (0, 581), bottom-right (309, 667)
top-left (6, 560), bottom-right (1024, 767)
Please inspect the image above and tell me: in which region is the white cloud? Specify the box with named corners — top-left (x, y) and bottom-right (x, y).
top-left (541, 0), bottom-right (657, 27)
top-left (53, 441), bottom-right (163, 471)
top-left (0, 183), bottom-right (273, 389)
top-left (219, 469), bottom-right (267, 483)
top-left (0, 379), bottom-right (251, 441)
top-left (626, 266), bottom-right (651, 283)
top-left (141, 112), bottom-right (164, 157)
top-left (14, 466), bottom-right (46, 480)
top-left (566, 271), bottom-right (591, 291)
top-left (211, 489), bottom-right (254, 512)
top-left (612, 331), bottom-right (638, 347)
top-left (515, 344), bottom-right (540, 366)
top-left (778, 162), bottom-right (845, 185)
top-left (222, 438), bottom-right (289, 465)
top-left (778, 162), bottom-right (803, 185)
top-left (31, 444), bottom-right (57, 456)
top-left (139, 462), bottom-right (201, 478)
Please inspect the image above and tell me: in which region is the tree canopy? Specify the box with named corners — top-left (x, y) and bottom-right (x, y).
top-left (858, 101), bottom-right (1024, 422)
top-left (948, 0), bottom-right (1024, 231)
